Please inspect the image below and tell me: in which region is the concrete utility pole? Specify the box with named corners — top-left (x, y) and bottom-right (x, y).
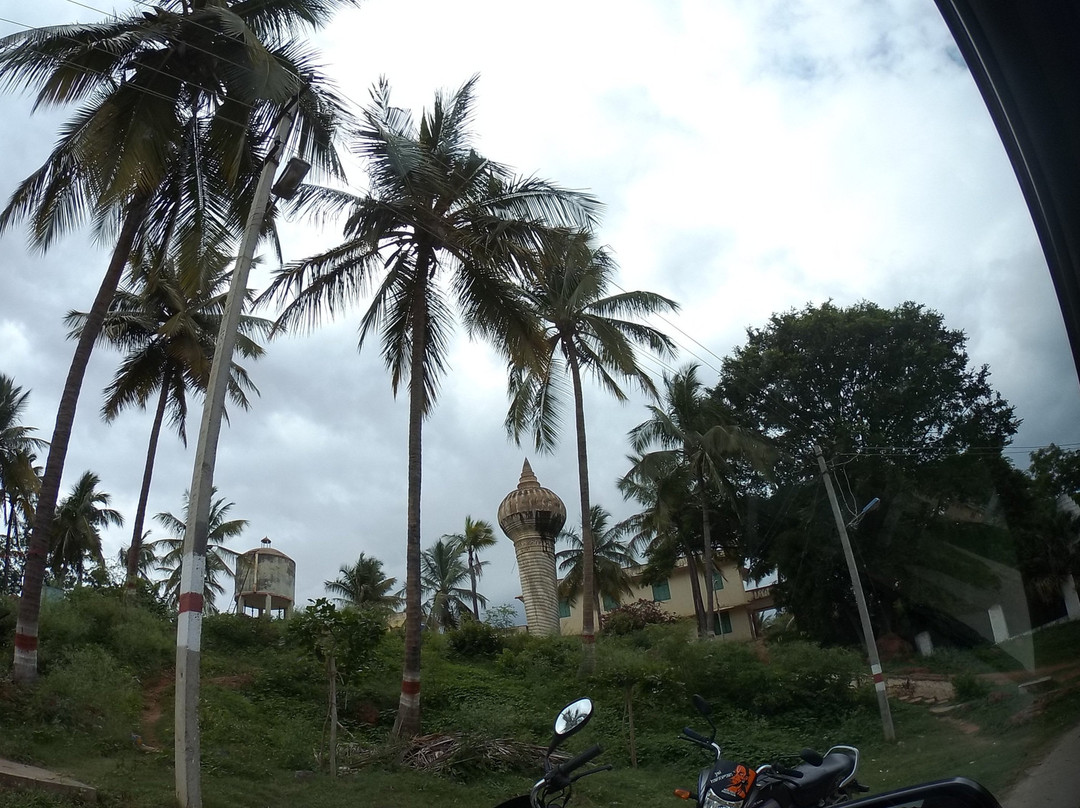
top-left (175, 101), bottom-right (301, 808)
top-left (814, 445), bottom-right (896, 742)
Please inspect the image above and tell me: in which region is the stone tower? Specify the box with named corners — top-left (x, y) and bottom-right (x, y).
top-left (498, 459), bottom-right (566, 635)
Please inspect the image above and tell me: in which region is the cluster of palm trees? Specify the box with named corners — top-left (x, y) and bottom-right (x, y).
top-left (323, 519), bottom-right (497, 634)
top-left (1, 1), bottom-right (687, 773)
top-left (0, 387), bottom-right (246, 606)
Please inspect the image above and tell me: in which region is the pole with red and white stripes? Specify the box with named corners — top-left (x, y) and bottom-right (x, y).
top-left (174, 100), bottom-right (300, 808)
top-left (814, 445), bottom-right (896, 742)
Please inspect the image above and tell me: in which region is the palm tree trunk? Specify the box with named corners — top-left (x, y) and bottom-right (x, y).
top-left (469, 547), bottom-right (480, 620)
top-left (328, 652), bottom-right (338, 778)
top-left (565, 346), bottom-right (596, 671)
top-left (392, 251), bottom-right (431, 739)
top-left (12, 192), bottom-right (150, 684)
top-left (701, 473), bottom-right (715, 637)
top-left (126, 379), bottom-right (169, 596)
top-left (685, 550), bottom-right (708, 638)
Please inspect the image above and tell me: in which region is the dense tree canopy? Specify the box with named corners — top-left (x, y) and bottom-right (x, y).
top-left (711, 301), bottom-right (1021, 644)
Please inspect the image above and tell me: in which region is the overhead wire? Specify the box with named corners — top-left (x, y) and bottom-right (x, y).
top-left (12, 0), bottom-right (1079, 476)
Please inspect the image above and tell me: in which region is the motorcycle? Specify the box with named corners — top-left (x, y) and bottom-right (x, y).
top-left (495, 697), bottom-right (612, 808)
top-left (676, 694), bottom-right (868, 808)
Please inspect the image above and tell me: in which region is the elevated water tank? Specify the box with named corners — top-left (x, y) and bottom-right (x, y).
top-left (233, 538), bottom-right (295, 618)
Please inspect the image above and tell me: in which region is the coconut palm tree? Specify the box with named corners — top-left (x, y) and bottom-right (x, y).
top-left (0, 375), bottom-right (45, 594)
top-left (151, 490), bottom-right (245, 614)
top-left (261, 77), bottom-right (598, 736)
top-left (325, 552), bottom-right (402, 612)
top-left (1, 0), bottom-right (350, 686)
top-left (504, 232), bottom-right (677, 666)
top-left (420, 538), bottom-right (478, 632)
top-left (67, 253), bottom-right (271, 594)
top-left (626, 364), bottom-right (771, 637)
top-left (556, 505), bottom-right (635, 626)
top-left (50, 471), bottom-right (123, 586)
top-left (617, 451), bottom-right (711, 633)
top-left (442, 516), bottom-right (496, 620)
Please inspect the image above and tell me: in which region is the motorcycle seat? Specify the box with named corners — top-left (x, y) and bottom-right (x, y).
top-left (788, 750), bottom-right (856, 807)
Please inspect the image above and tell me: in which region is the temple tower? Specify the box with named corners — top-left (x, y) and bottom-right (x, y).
top-left (498, 459), bottom-right (566, 635)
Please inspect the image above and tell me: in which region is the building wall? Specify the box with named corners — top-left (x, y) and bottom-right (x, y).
top-left (557, 557), bottom-right (758, 640)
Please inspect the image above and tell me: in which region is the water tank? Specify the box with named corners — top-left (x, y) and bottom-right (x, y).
top-left (233, 538), bottom-right (295, 618)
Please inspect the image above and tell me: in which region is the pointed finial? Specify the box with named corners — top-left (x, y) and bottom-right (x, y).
top-left (518, 458), bottom-right (539, 489)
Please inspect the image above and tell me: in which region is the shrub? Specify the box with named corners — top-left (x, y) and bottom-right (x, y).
top-left (953, 671), bottom-right (991, 702)
top-left (447, 620), bottom-right (504, 659)
top-left (601, 599), bottom-right (675, 635)
top-left (204, 612), bottom-right (288, 652)
top-left (33, 646), bottom-right (141, 744)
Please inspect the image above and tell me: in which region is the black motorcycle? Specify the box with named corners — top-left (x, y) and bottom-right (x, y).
top-left (676, 695), bottom-right (868, 808)
top-left (495, 697), bottom-right (611, 808)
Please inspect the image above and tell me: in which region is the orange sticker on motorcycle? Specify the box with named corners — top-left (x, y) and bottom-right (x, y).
top-left (722, 765), bottom-right (756, 800)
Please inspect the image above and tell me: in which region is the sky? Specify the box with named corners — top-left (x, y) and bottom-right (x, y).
top-left (2, 0), bottom-right (1079, 620)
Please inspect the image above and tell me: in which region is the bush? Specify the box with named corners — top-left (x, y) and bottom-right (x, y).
top-left (38, 587), bottom-right (173, 676)
top-left (447, 620), bottom-right (504, 659)
top-left (204, 612), bottom-right (288, 652)
top-left (600, 599), bottom-right (675, 635)
top-left (33, 646), bottom-right (141, 745)
top-left (953, 671), bottom-right (991, 702)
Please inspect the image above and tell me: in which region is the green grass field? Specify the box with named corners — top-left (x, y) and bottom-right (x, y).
top-left (2, 591), bottom-right (1079, 808)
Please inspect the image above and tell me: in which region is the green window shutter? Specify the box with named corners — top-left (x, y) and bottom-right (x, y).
top-left (558, 600), bottom-right (571, 619)
top-left (602, 594), bottom-right (618, 611)
top-left (713, 571), bottom-right (725, 591)
top-left (715, 611), bottom-right (733, 635)
top-left (652, 579), bottom-right (671, 602)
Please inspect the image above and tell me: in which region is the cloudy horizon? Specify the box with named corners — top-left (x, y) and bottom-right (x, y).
top-left (2, 0), bottom-right (1079, 618)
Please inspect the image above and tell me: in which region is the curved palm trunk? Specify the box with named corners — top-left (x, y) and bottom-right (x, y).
top-left (684, 550), bottom-right (708, 638)
top-left (126, 379), bottom-right (170, 596)
top-left (700, 471), bottom-right (715, 637)
top-left (392, 252), bottom-right (432, 739)
top-left (12, 193), bottom-right (150, 684)
top-left (565, 346), bottom-right (596, 670)
top-left (468, 547), bottom-right (480, 620)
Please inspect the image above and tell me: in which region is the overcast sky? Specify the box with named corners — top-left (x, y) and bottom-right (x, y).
top-left (2, 0), bottom-right (1079, 619)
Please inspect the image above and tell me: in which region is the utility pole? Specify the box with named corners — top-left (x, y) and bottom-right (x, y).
top-left (813, 445), bottom-right (896, 742)
top-left (175, 100), bottom-right (302, 808)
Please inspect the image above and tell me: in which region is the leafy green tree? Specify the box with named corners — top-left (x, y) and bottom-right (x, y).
top-left (67, 256), bottom-right (270, 594)
top-left (626, 364), bottom-right (770, 637)
top-left (557, 505), bottom-right (635, 627)
top-left (1, 0), bottom-right (350, 685)
top-left (1030, 444), bottom-right (1080, 505)
top-left (151, 490), bottom-right (244, 614)
top-left (291, 598), bottom-right (386, 777)
top-left (710, 301), bottom-right (1019, 644)
top-left (263, 77), bottom-right (598, 736)
top-left (0, 375), bottom-right (45, 594)
top-left (50, 471), bottom-right (123, 586)
top-left (442, 516), bottom-right (496, 620)
top-left (505, 232), bottom-right (677, 667)
top-left (325, 552), bottom-right (402, 612)
top-left (421, 538), bottom-right (478, 632)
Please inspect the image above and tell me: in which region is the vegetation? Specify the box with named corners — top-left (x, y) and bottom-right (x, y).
top-left (262, 77), bottom-right (600, 736)
top-left (1, 589), bottom-right (1079, 808)
top-left (504, 232), bottom-right (678, 665)
top-left (710, 301), bottom-right (1024, 644)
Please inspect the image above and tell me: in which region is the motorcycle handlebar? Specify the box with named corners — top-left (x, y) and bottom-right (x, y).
top-left (681, 727), bottom-right (712, 746)
top-left (549, 744), bottom-right (604, 780)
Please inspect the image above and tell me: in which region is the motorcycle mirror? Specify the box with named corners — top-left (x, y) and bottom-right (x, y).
top-left (553, 697), bottom-right (593, 741)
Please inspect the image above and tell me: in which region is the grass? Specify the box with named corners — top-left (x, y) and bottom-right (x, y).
top-left (2, 591), bottom-right (1080, 808)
